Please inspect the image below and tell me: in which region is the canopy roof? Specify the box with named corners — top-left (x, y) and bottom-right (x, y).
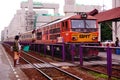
top-left (94, 7), bottom-right (120, 22)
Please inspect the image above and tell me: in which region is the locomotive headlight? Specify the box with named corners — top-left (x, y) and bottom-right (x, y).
top-left (92, 36), bottom-right (98, 40)
top-left (65, 33), bottom-right (69, 36)
top-left (72, 36), bottom-right (78, 41)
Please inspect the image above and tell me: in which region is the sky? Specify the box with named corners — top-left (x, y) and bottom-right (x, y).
top-left (0, 0), bottom-right (112, 37)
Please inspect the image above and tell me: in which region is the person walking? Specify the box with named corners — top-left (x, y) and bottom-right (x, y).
top-left (13, 35), bottom-right (21, 67)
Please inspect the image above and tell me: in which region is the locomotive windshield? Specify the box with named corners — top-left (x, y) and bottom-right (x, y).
top-left (71, 20), bottom-right (97, 32)
top-left (71, 20), bottom-right (96, 28)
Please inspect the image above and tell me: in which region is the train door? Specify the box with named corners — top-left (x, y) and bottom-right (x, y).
top-left (61, 20), bottom-right (71, 42)
top-left (42, 27), bottom-right (49, 42)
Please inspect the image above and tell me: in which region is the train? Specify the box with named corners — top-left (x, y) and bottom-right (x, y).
top-left (5, 12), bottom-right (99, 59)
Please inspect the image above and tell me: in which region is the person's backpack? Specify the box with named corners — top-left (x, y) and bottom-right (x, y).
top-left (12, 41), bottom-right (19, 52)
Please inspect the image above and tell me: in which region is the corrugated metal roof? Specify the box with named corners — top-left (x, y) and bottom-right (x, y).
top-left (94, 7), bottom-right (120, 22)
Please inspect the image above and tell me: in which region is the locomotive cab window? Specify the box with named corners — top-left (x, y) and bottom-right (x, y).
top-left (71, 20), bottom-right (96, 28)
top-left (71, 19), bottom-right (97, 32)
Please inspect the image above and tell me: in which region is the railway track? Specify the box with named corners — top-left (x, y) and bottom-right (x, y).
top-left (21, 51), bottom-right (82, 80)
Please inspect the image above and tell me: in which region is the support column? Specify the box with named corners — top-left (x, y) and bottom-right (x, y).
top-left (107, 47), bottom-right (112, 78)
top-left (28, 0), bottom-right (33, 12)
top-left (115, 21), bottom-right (117, 37)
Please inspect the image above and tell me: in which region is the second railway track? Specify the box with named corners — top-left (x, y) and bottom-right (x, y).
top-left (20, 51), bottom-right (82, 80)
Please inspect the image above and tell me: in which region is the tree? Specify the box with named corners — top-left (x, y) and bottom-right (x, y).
top-left (101, 22), bottom-right (112, 41)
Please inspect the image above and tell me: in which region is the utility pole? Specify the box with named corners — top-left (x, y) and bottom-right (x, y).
top-left (102, 0), bottom-right (105, 11)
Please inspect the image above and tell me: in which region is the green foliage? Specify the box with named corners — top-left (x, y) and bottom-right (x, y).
top-left (89, 71), bottom-right (118, 80)
top-left (101, 22), bottom-right (112, 41)
top-left (33, 2), bottom-right (43, 6)
top-left (89, 71), bottom-right (108, 79)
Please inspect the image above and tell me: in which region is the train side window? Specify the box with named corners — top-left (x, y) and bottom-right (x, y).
top-left (49, 28), bottom-right (60, 34)
top-left (50, 34), bottom-right (60, 40)
top-left (49, 29), bottom-right (52, 34)
top-left (56, 28), bottom-right (60, 32)
top-left (36, 32), bottom-right (42, 40)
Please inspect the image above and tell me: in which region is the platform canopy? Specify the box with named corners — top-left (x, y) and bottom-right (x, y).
top-left (94, 7), bottom-right (120, 23)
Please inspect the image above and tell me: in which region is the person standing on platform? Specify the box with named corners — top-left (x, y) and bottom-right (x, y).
top-left (115, 37), bottom-right (120, 54)
top-left (115, 37), bottom-right (119, 47)
top-left (13, 35), bottom-right (21, 67)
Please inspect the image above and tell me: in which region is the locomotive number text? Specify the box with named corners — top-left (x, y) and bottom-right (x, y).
top-left (79, 34), bottom-right (90, 38)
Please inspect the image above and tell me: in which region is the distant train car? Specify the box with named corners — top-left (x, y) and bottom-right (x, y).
top-left (20, 30), bottom-right (35, 43)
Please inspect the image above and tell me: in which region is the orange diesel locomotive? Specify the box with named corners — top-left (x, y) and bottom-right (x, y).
top-left (19, 13), bottom-right (99, 58)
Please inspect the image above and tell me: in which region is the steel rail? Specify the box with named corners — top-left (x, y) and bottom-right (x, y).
top-left (21, 56), bottom-right (53, 80)
top-left (22, 51), bottom-right (83, 80)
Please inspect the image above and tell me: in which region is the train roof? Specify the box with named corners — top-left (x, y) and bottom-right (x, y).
top-left (40, 15), bottom-right (74, 27)
top-left (40, 14), bottom-right (97, 28)
top-left (20, 29), bottom-right (34, 35)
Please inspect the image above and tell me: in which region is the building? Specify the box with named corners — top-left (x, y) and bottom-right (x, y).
top-left (1, 27), bottom-right (9, 41)
top-left (1, 0), bottom-right (102, 41)
top-left (64, 0), bottom-right (101, 16)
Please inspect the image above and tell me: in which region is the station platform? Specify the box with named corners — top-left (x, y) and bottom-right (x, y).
top-left (0, 44), bottom-right (28, 80)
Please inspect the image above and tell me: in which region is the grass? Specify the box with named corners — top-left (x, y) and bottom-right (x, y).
top-left (88, 71), bottom-right (119, 80)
